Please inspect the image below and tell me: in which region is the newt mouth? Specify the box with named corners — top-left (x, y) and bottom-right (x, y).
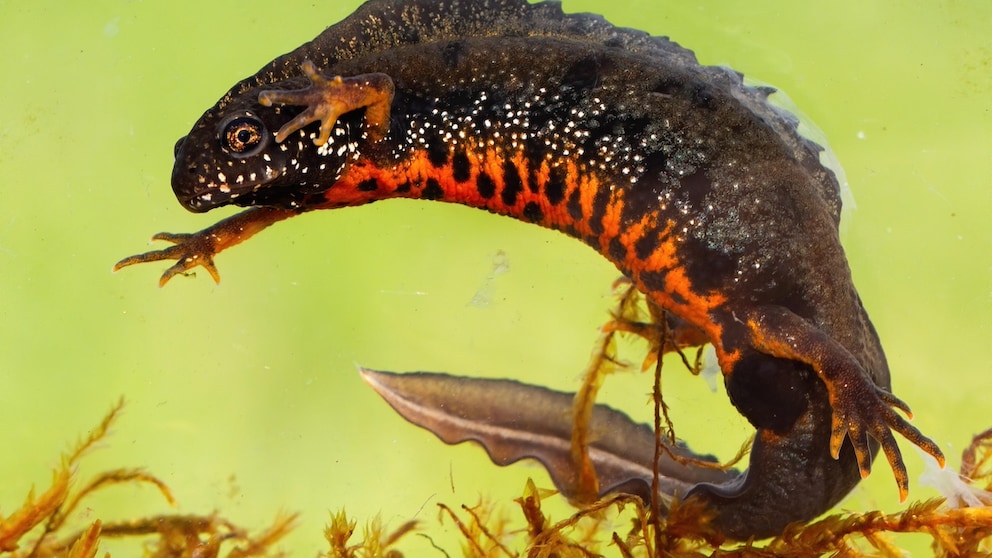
top-left (172, 149), bottom-right (284, 213)
top-left (172, 176), bottom-right (270, 213)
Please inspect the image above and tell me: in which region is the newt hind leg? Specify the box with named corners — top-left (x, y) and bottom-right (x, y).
top-left (742, 305), bottom-right (945, 500)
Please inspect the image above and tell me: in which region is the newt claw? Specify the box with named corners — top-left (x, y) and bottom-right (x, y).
top-left (114, 231), bottom-right (225, 287)
top-left (114, 232), bottom-right (221, 287)
top-left (743, 305), bottom-right (945, 502)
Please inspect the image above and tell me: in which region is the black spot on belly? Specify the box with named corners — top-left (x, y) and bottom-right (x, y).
top-left (477, 172), bottom-right (496, 199)
top-left (422, 178), bottom-right (444, 200)
top-left (566, 187), bottom-right (583, 221)
top-left (357, 178), bottom-right (378, 192)
top-left (634, 228), bottom-right (660, 262)
top-left (545, 165), bottom-right (567, 206)
top-left (668, 290), bottom-right (689, 306)
top-left (638, 270), bottom-right (671, 299)
top-left (452, 151), bottom-right (471, 183)
top-left (608, 236), bottom-right (627, 263)
top-left (587, 187), bottom-right (611, 236)
top-left (427, 140), bottom-right (449, 167)
top-left (522, 202), bottom-right (544, 223)
top-left (678, 234), bottom-right (740, 295)
top-left (522, 139), bottom-right (543, 193)
top-left (501, 161), bottom-right (523, 207)
top-left (527, 172), bottom-right (540, 194)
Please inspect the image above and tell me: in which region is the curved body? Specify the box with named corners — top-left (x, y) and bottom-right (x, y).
top-left (117, 0), bottom-right (942, 540)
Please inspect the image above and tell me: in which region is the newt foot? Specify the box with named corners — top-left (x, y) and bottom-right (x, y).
top-left (113, 207), bottom-right (297, 287)
top-left (828, 381), bottom-right (944, 501)
top-left (114, 231), bottom-right (222, 287)
top-left (258, 60), bottom-right (394, 145)
top-left (745, 306), bottom-right (945, 500)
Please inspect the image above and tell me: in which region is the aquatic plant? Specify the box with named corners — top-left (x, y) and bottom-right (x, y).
top-left (3, 315), bottom-right (991, 556)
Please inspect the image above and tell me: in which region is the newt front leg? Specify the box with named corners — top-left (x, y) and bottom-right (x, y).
top-left (258, 60), bottom-right (394, 145)
top-left (113, 207), bottom-right (298, 286)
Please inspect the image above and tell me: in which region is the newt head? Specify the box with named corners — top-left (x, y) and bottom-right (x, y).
top-left (170, 64), bottom-right (387, 214)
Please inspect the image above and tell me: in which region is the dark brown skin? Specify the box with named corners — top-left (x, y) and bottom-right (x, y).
top-left (115, 0), bottom-right (944, 540)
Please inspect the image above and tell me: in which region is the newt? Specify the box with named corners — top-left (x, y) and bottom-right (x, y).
top-left (115, 0), bottom-right (944, 540)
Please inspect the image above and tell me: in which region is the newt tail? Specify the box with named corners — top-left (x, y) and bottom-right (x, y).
top-left (115, 0), bottom-right (943, 540)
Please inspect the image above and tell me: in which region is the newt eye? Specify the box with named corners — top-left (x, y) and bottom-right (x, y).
top-left (219, 114), bottom-right (268, 158)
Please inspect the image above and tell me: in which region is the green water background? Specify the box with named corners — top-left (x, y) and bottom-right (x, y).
top-left (1, 0), bottom-right (990, 555)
